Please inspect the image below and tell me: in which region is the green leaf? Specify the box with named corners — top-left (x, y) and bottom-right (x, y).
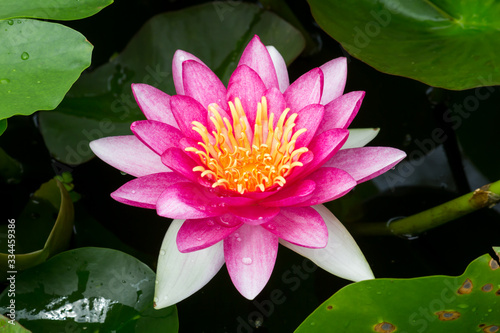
top-left (0, 19), bottom-right (92, 120)
top-left (295, 248), bottom-right (500, 332)
top-left (308, 0), bottom-right (500, 90)
top-left (0, 315), bottom-right (31, 332)
top-left (0, 0), bottom-right (113, 21)
top-left (0, 119), bottom-right (6, 136)
top-left (39, 1), bottom-right (305, 165)
top-left (0, 147), bottom-right (22, 184)
top-left (0, 179), bottom-right (74, 280)
top-left (0, 247), bottom-right (179, 332)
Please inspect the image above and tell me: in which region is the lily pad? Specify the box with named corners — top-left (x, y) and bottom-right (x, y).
top-left (39, 1), bottom-right (305, 165)
top-left (0, 315), bottom-right (30, 332)
top-left (0, 179), bottom-right (74, 280)
top-left (0, 0), bottom-right (112, 20)
top-left (0, 247), bottom-right (179, 332)
top-left (295, 248), bottom-right (500, 332)
top-left (308, 0), bottom-right (500, 90)
top-left (0, 119), bottom-right (6, 136)
top-left (0, 19), bottom-right (92, 120)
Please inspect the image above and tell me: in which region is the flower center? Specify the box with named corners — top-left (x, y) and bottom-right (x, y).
top-left (185, 97), bottom-right (308, 194)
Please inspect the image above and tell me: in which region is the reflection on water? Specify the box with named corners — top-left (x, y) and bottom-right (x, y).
top-left (16, 296), bottom-right (118, 323)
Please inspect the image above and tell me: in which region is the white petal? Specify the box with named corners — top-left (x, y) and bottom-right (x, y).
top-left (266, 46), bottom-right (289, 93)
top-left (154, 219), bottom-right (225, 308)
top-left (280, 204), bottom-right (374, 282)
top-left (342, 128), bottom-right (380, 149)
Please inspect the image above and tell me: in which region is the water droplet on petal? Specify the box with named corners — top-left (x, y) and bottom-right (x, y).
top-left (242, 257), bottom-right (252, 265)
top-left (21, 52), bottom-right (29, 60)
top-left (159, 250), bottom-right (166, 256)
top-left (154, 297), bottom-right (159, 302)
top-left (234, 233), bottom-right (240, 238)
top-left (236, 237), bottom-right (242, 242)
top-left (196, 237), bottom-right (202, 241)
top-left (131, 190), bottom-right (136, 194)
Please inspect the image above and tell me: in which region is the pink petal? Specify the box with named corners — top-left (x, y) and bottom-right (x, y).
top-left (287, 128), bottom-right (349, 182)
top-left (264, 87), bottom-right (287, 127)
top-left (262, 206), bottom-right (328, 248)
top-left (266, 46), bottom-right (289, 92)
top-left (228, 205), bottom-right (280, 225)
top-left (182, 60), bottom-right (227, 109)
top-left (216, 213), bottom-right (243, 228)
top-left (296, 167), bottom-right (357, 206)
top-left (260, 180), bottom-right (316, 207)
top-left (111, 172), bottom-right (185, 209)
top-left (131, 84), bottom-right (177, 127)
top-left (161, 148), bottom-right (209, 186)
top-left (227, 65), bottom-right (267, 126)
top-left (156, 182), bottom-right (229, 219)
top-left (177, 217), bottom-right (242, 253)
top-left (89, 136), bottom-right (170, 177)
top-left (131, 120), bottom-right (184, 155)
top-left (323, 147), bottom-right (407, 183)
top-left (283, 68), bottom-right (323, 112)
top-left (238, 35), bottom-right (280, 90)
top-left (172, 50), bottom-right (206, 95)
top-left (320, 57), bottom-right (347, 105)
top-left (294, 104), bottom-right (325, 148)
top-left (318, 91), bottom-right (365, 133)
top-left (224, 224), bottom-right (279, 300)
top-left (170, 95), bottom-right (208, 141)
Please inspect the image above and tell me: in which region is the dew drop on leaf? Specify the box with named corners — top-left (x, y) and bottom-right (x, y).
top-left (21, 52), bottom-right (29, 60)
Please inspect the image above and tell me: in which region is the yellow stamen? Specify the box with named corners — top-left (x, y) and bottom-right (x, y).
top-left (186, 96), bottom-right (308, 194)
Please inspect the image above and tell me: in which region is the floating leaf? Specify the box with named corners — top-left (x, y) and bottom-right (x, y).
top-left (0, 179), bottom-right (74, 280)
top-left (39, 1), bottom-right (305, 165)
top-left (0, 119), bottom-right (6, 136)
top-left (0, 147), bottom-right (22, 184)
top-left (0, 247), bottom-right (179, 332)
top-left (296, 248), bottom-right (500, 332)
top-left (0, 315), bottom-right (31, 332)
top-left (0, 19), bottom-right (92, 120)
top-left (0, 0), bottom-right (112, 20)
top-left (308, 0), bottom-right (500, 90)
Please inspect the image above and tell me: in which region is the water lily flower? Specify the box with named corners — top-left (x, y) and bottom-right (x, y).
top-left (90, 35), bottom-right (406, 308)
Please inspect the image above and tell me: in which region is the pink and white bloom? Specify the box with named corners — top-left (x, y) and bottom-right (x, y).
top-left (90, 35), bottom-right (406, 308)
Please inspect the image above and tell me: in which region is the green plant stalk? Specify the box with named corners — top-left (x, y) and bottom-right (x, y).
top-left (351, 180), bottom-right (500, 236)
